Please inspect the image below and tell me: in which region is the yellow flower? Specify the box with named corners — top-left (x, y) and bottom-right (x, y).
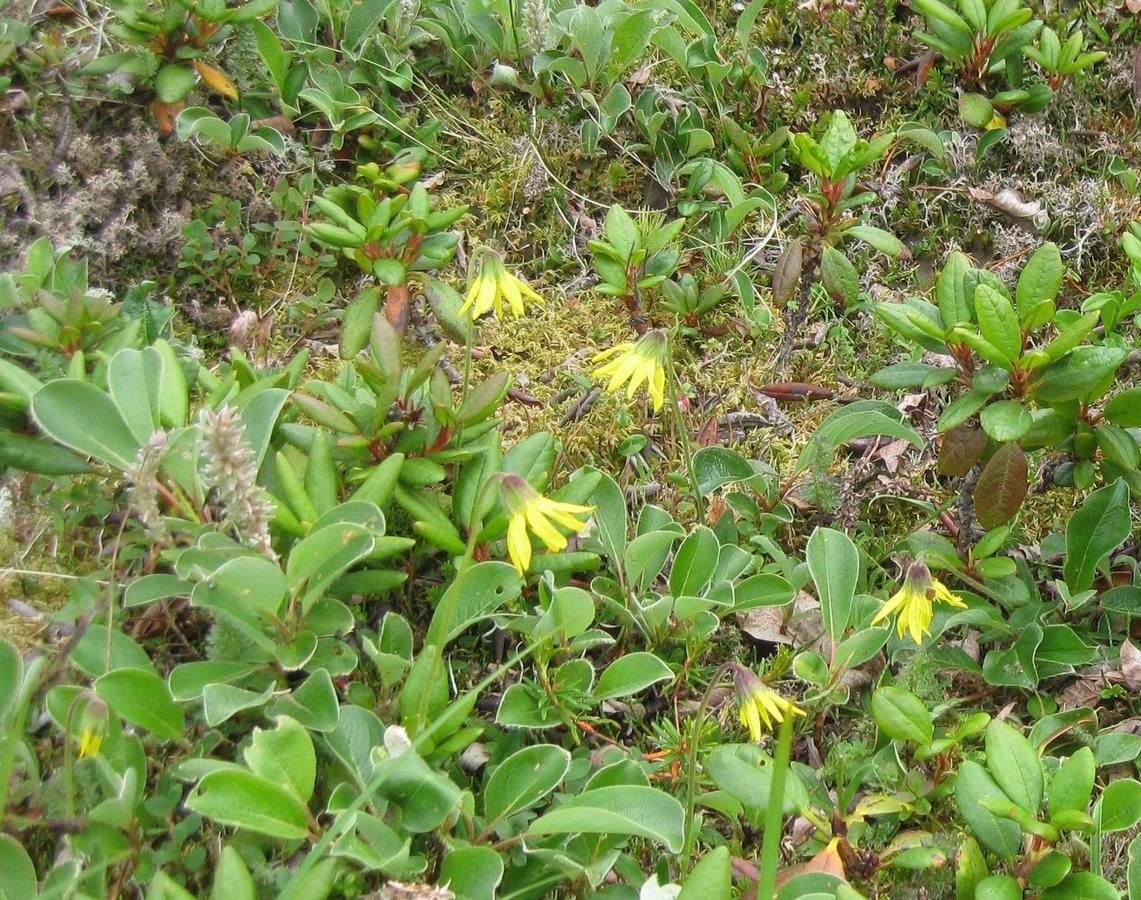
top-left (499, 474), bottom-right (594, 574)
top-left (732, 664), bottom-right (806, 741)
top-left (77, 695), bottom-right (109, 758)
top-left (590, 329), bottom-right (668, 412)
top-left (459, 248), bottom-right (544, 319)
top-left (872, 559), bottom-right (967, 644)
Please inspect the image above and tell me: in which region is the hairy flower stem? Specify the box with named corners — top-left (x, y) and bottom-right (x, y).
top-left (664, 334), bottom-right (705, 523)
top-left (680, 661), bottom-right (732, 876)
top-left (758, 713), bottom-right (795, 900)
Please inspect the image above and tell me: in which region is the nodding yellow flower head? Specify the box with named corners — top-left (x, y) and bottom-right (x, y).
top-left (77, 695), bottom-right (109, 758)
top-left (871, 558), bottom-right (967, 644)
top-left (731, 664), bottom-right (806, 741)
top-left (459, 248), bottom-right (545, 320)
top-left (590, 329), bottom-right (668, 412)
top-left (498, 474), bottom-right (594, 575)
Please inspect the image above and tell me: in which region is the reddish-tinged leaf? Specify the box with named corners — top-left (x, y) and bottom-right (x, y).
top-left (1135, 45), bottom-right (1141, 102)
top-left (698, 415), bottom-right (720, 447)
top-left (772, 239), bottom-right (803, 308)
top-left (193, 60), bottom-right (239, 100)
top-left (939, 424), bottom-right (989, 476)
top-left (151, 99), bottom-right (184, 132)
top-left (974, 442), bottom-right (1027, 528)
top-left (758, 382), bottom-right (835, 402)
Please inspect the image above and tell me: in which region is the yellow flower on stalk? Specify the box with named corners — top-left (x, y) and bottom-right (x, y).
top-left (77, 695), bottom-right (109, 758)
top-left (459, 248), bottom-right (544, 319)
top-left (731, 664), bottom-right (806, 741)
top-left (499, 474), bottom-right (594, 575)
top-left (590, 329), bottom-right (668, 412)
top-left (872, 558), bottom-right (967, 644)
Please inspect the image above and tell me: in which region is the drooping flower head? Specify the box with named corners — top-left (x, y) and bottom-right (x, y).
top-left (459, 247), bottom-right (545, 320)
top-left (590, 329), bottom-right (668, 412)
top-left (77, 695), bottom-right (109, 758)
top-left (871, 558), bottom-right (967, 644)
top-left (498, 474), bottom-right (594, 575)
top-left (731, 664), bottom-right (806, 741)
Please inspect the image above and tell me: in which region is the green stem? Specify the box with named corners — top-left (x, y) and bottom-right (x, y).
top-left (680, 661), bottom-right (732, 877)
top-left (664, 333), bottom-right (705, 523)
top-left (757, 713), bottom-right (795, 900)
top-left (0, 656), bottom-right (47, 825)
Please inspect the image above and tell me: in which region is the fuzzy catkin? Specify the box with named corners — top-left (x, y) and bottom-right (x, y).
top-left (198, 405), bottom-right (274, 554)
top-left (126, 430), bottom-right (171, 539)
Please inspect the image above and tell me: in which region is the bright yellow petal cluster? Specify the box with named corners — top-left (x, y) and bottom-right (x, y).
top-left (591, 329), bottom-right (668, 411)
top-left (871, 559), bottom-right (967, 644)
top-left (78, 729), bottom-right (104, 757)
top-left (459, 248), bottom-right (544, 320)
top-left (500, 474), bottom-right (593, 575)
top-left (732, 664), bottom-right (806, 741)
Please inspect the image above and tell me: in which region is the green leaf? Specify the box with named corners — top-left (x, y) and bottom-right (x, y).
top-left (871, 686), bottom-right (933, 744)
top-left (974, 442), bottom-right (1027, 528)
top-left (975, 284), bottom-right (1021, 363)
top-left (846, 225), bottom-right (907, 257)
top-left (95, 668), bottom-right (184, 742)
top-left (1127, 833), bottom-right (1141, 900)
top-left (371, 258), bottom-right (406, 286)
top-left (108, 347), bottom-right (163, 444)
top-left (266, 668), bottom-right (340, 732)
top-left (1104, 387), bottom-right (1141, 427)
top-left (593, 652), bottom-right (673, 700)
top-left (426, 561), bottom-right (522, 647)
top-left (187, 769), bottom-right (311, 840)
top-left (285, 522), bottom-right (375, 611)
top-left (1033, 346), bottom-right (1126, 403)
top-left (31, 379), bottom-right (142, 469)
top-left (1015, 243), bottom-right (1064, 316)
top-left (1048, 746), bottom-right (1095, 819)
top-left (1039, 872), bottom-right (1122, 900)
top-left (0, 834), bottom-right (37, 900)
top-left (820, 110), bottom-right (858, 173)
top-left (483, 745), bottom-right (570, 825)
top-left (1096, 424), bottom-right (1141, 470)
top-left (0, 639), bottom-right (20, 723)
top-left (692, 446), bottom-right (758, 493)
top-left (1096, 778), bottom-right (1141, 832)
top-left (1065, 480), bottom-right (1130, 592)
top-left (986, 718), bottom-right (1043, 812)
top-left (585, 470), bottom-right (628, 581)
top-left (202, 682), bottom-right (274, 726)
top-left (438, 846), bottom-right (503, 900)
top-left (870, 362), bottom-right (957, 389)
top-left (979, 401), bottom-right (1032, 442)
top-left (603, 205), bottom-right (639, 262)
top-left (976, 875), bottom-right (1023, 900)
top-left (959, 92), bottom-right (995, 128)
top-left (527, 785), bottom-right (685, 852)
top-left (798, 401), bottom-right (921, 473)
top-left (373, 748), bottom-right (463, 832)
top-left (73, 624), bottom-right (158, 678)
top-left (807, 526), bottom-right (859, 646)
top-left (1042, 311), bottom-right (1099, 362)
top-left (211, 846), bottom-right (257, 900)
top-left (677, 846), bottom-right (731, 899)
top-left (955, 760), bottom-right (1022, 858)
top-left (669, 526), bottom-right (720, 596)
top-left (156, 64), bottom-right (197, 103)
top-left (244, 716), bottom-right (316, 804)
top-left (821, 246), bottom-right (861, 306)
top-left (1028, 853), bottom-right (1072, 889)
